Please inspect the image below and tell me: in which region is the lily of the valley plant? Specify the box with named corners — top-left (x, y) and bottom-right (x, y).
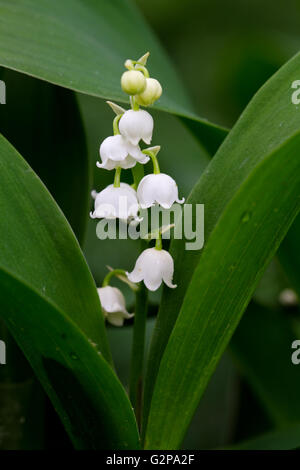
top-left (90, 52), bottom-right (184, 418)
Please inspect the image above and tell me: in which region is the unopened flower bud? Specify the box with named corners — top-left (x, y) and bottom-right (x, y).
top-left (135, 78), bottom-right (162, 106)
top-left (121, 70), bottom-right (146, 95)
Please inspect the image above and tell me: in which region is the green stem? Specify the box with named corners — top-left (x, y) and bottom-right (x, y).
top-left (102, 269), bottom-right (127, 287)
top-left (151, 155), bottom-right (160, 174)
top-left (113, 114), bottom-right (122, 135)
top-left (113, 167), bottom-right (121, 188)
top-left (130, 95), bottom-right (140, 111)
top-left (155, 231), bottom-right (163, 250)
top-left (134, 65), bottom-right (150, 78)
top-left (129, 283), bottom-right (148, 429)
top-left (142, 150), bottom-right (160, 174)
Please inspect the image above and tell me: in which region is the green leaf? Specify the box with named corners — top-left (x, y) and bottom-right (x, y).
top-left (0, 268), bottom-right (140, 449)
top-left (231, 303), bottom-right (300, 427)
top-left (0, 69), bottom-right (89, 244)
top-left (143, 51), bottom-right (300, 449)
top-left (0, 0), bottom-right (227, 153)
top-left (145, 134), bottom-right (300, 449)
top-left (0, 133), bottom-right (109, 357)
top-left (0, 134), bottom-right (140, 448)
top-left (0, 71), bottom-right (90, 450)
top-left (227, 423), bottom-right (300, 450)
top-left (143, 50), bottom-right (300, 438)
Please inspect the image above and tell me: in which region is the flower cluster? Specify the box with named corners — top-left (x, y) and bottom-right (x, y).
top-left (91, 53), bottom-right (184, 325)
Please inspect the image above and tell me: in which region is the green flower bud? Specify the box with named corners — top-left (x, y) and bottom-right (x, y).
top-left (135, 78), bottom-right (162, 106)
top-left (121, 70), bottom-right (146, 95)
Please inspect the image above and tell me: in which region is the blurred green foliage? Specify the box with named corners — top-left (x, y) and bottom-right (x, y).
top-left (136, 0), bottom-right (300, 126)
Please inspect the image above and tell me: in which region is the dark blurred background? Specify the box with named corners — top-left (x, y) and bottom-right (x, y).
top-left (0, 0), bottom-right (299, 450)
top-left (136, 0), bottom-right (300, 127)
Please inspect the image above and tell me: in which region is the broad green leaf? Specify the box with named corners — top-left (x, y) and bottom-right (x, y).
top-left (0, 0), bottom-right (227, 154)
top-left (231, 303), bottom-right (300, 426)
top-left (227, 423), bottom-right (300, 450)
top-left (0, 269), bottom-right (140, 449)
top-left (0, 133), bottom-right (109, 358)
top-left (145, 133), bottom-right (300, 449)
top-left (0, 69), bottom-right (91, 449)
top-left (0, 68), bottom-right (89, 244)
top-left (0, 134), bottom-right (139, 448)
top-left (143, 50), bottom-right (300, 437)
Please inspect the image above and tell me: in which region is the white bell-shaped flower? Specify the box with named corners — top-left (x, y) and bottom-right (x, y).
top-left (97, 134), bottom-right (149, 170)
top-left (127, 247), bottom-right (177, 291)
top-left (90, 183), bottom-right (140, 220)
top-left (119, 109), bottom-right (153, 146)
top-left (97, 286), bottom-right (134, 326)
top-left (137, 173), bottom-right (184, 209)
